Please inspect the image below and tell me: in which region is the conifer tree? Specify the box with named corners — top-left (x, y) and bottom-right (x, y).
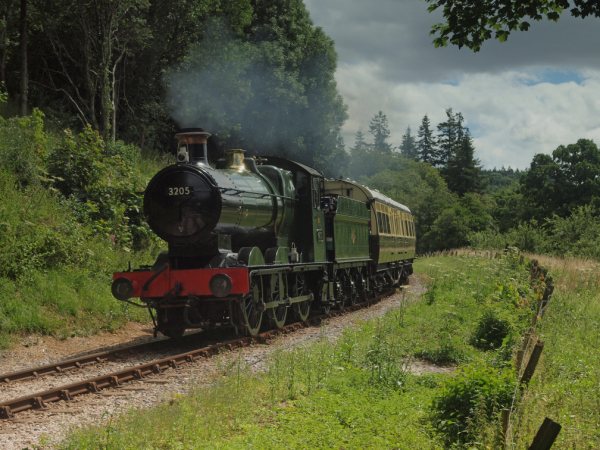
top-left (348, 130), bottom-right (372, 178)
top-left (416, 114), bottom-right (437, 164)
top-left (436, 108), bottom-right (464, 168)
top-left (445, 129), bottom-right (482, 195)
top-left (368, 111), bottom-right (392, 153)
top-left (400, 126), bottom-right (418, 159)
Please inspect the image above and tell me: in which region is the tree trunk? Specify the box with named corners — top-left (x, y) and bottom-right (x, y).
top-left (18, 0), bottom-right (27, 115)
top-left (98, 3), bottom-right (113, 141)
top-left (0, 8), bottom-right (8, 85)
top-left (100, 60), bottom-right (112, 140)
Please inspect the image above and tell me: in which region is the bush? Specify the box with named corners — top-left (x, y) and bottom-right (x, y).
top-left (0, 108), bottom-right (49, 187)
top-left (430, 364), bottom-right (516, 446)
top-left (0, 170), bottom-right (89, 279)
top-left (471, 309), bottom-right (512, 351)
top-left (363, 324), bottom-right (408, 390)
top-left (48, 126), bottom-right (154, 250)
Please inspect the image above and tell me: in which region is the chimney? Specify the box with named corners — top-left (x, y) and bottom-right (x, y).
top-left (175, 128), bottom-right (211, 166)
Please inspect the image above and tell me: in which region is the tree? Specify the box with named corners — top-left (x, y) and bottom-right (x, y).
top-left (352, 130), bottom-right (369, 152)
top-left (18, 0), bottom-right (27, 115)
top-left (250, 0), bottom-right (347, 170)
top-left (436, 108), bottom-right (464, 168)
top-left (490, 184), bottom-right (525, 232)
top-left (481, 167), bottom-right (521, 194)
top-left (400, 126), bottom-right (418, 159)
top-left (416, 114), bottom-right (437, 164)
top-left (0, 0), bottom-right (19, 100)
top-left (348, 126), bottom-right (418, 179)
top-left (520, 139), bottom-right (600, 220)
top-left (426, 0), bottom-right (600, 51)
top-left (432, 108), bottom-right (482, 195)
top-left (368, 110), bottom-right (392, 153)
top-left (445, 129), bottom-right (482, 195)
top-left (349, 129), bottom-right (374, 178)
top-left (166, 0), bottom-right (347, 171)
top-left (33, 0), bottom-right (151, 140)
top-left (117, 0), bottom-right (253, 150)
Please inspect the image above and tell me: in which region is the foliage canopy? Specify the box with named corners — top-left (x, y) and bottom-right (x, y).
top-left (427, 0), bottom-right (600, 50)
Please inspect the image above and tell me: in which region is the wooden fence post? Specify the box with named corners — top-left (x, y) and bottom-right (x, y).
top-left (501, 408), bottom-right (511, 447)
top-left (521, 341), bottom-right (544, 385)
top-left (516, 331), bottom-right (533, 372)
top-left (528, 417), bottom-right (561, 450)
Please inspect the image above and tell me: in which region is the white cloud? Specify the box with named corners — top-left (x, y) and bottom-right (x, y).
top-left (305, 0), bottom-right (600, 169)
top-left (337, 66), bottom-right (600, 169)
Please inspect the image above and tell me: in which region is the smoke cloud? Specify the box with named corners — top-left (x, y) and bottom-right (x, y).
top-left (165, 19), bottom-right (310, 161)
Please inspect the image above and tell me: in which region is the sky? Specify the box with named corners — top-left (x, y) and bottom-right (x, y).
top-left (303, 0), bottom-right (600, 169)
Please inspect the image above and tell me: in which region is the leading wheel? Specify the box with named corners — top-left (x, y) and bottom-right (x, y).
top-left (157, 308), bottom-right (186, 338)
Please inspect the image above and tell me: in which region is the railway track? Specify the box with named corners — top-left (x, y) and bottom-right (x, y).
top-left (0, 332), bottom-right (208, 385)
top-left (0, 290), bottom-right (395, 420)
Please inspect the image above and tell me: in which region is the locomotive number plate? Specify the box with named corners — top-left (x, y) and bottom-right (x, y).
top-left (167, 186), bottom-right (193, 196)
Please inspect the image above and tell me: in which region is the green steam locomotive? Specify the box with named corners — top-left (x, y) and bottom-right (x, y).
top-left (112, 128), bottom-right (416, 337)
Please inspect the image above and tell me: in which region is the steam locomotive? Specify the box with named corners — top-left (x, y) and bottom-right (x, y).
top-left (112, 129), bottom-right (416, 337)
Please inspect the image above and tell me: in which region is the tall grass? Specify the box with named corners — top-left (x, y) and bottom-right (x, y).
top-left (511, 255), bottom-right (600, 448)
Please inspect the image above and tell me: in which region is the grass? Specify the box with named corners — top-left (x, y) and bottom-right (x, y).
top-left (0, 267), bottom-right (150, 348)
top-left (60, 253), bottom-right (540, 449)
top-left (510, 255), bottom-right (600, 447)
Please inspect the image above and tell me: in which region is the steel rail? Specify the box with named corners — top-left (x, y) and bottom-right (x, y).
top-left (0, 288), bottom-right (395, 419)
top-left (0, 333), bottom-right (209, 385)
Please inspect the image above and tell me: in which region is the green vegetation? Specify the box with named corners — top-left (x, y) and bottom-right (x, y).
top-left (427, 0), bottom-right (600, 51)
top-left (349, 109), bottom-right (600, 259)
top-left (0, 110), bottom-right (162, 348)
top-left (510, 256), bottom-right (600, 447)
top-left (431, 363), bottom-right (516, 446)
top-left (1, 4), bottom-right (599, 446)
top-left (1, 0), bottom-right (346, 174)
top-left (61, 254), bottom-right (542, 449)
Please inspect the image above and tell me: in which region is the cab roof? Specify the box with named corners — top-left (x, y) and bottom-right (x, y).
top-left (324, 178), bottom-right (412, 213)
